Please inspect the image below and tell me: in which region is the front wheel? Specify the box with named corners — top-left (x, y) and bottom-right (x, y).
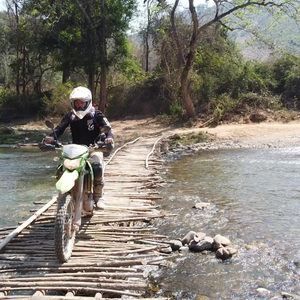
top-left (54, 194), bottom-right (76, 262)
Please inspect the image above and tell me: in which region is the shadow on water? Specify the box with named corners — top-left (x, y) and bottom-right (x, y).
top-left (152, 147), bottom-right (300, 299)
top-left (0, 147), bottom-right (58, 227)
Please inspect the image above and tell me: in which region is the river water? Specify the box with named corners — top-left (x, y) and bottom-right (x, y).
top-left (1, 146), bottom-right (300, 299)
top-left (0, 147), bottom-right (57, 228)
top-left (152, 147), bottom-right (300, 299)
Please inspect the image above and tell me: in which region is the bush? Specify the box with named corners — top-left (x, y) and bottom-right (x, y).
top-left (211, 94), bottom-right (237, 122)
top-left (238, 93), bottom-right (282, 110)
top-left (42, 82), bottom-right (79, 116)
top-left (0, 91), bottom-right (45, 118)
top-left (169, 101), bottom-right (183, 119)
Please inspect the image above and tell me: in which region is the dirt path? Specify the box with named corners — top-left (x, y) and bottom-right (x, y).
top-left (109, 118), bottom-right (300, 147)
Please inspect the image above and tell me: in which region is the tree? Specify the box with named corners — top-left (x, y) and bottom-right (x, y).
top-left (170, 0), bottom-right (300, 118)
top-left (20, 0), bottom-right (136, 110)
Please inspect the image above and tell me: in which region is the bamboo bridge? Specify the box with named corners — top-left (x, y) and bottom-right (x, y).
top-left (0, 136), bottom-right (172, 299)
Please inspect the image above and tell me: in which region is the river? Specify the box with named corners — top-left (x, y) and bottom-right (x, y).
top-left (0, 147), bottom-right (56, 228)
top-left (152, 146), bottom-right (300, 299)
top-left (1, 146), bottom-right (300, 299)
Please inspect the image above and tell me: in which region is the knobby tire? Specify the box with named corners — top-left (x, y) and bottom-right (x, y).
top-left (54, 194), bottom-right (76, 262)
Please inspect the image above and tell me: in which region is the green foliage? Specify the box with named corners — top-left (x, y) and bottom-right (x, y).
top-left (285, 65), bottom-right (300, 93)
top-left (0, 92), bottom-right (45, 117)
top-left (211, 94), bottom-right (237, 122)
top-left (106, 74), bottom-right (170, 118)
top-left (272, 53), bottom-right (300, 93)
top-left (112, 43), bottom-right (146, 84)
top-left (238, 92), bottom-right (282, 110)
top-left (169, 101), bottom-right (183, 119)
top-left (168, 131), bottom-right (211, 147)
top-left (42, 82), bottom-right (78, 116)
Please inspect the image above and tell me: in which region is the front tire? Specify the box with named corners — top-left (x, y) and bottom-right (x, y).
top-left (54, 194), bottom-right (76, 262)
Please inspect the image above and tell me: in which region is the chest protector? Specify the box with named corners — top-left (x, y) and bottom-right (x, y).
top-left (70, 115), bottom-right (100, 146)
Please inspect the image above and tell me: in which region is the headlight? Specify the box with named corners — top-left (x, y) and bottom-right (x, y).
top-left (63, 158), bottom-right (82, 170)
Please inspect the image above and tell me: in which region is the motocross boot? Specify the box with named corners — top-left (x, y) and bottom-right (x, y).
top-left (94, 177), bottom-right (105, 210)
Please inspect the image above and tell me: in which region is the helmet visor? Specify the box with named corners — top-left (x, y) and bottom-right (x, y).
top-left (72, 99), bottom-right (91, 111)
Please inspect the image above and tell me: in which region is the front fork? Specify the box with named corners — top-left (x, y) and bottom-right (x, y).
top-left (72, 168), bottom-right (88, 231)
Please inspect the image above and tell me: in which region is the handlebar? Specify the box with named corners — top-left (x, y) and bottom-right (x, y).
top-left (89, 141), bottom-right (114, 153)
top-left (38, 139), bottom-right (62, 151)
top-left (39, 139), bottom-right (113, 153)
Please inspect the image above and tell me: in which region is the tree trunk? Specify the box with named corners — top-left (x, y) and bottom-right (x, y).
top-left (181, 65), bottom-right (195, 118)
top-left (62, 70), bottom-right (70, 83)
top-left (22, 44), bottom-right (26, 94)
top-left (144, 3), bottom-right (150, 73)
top-left (170, 0), bottom-right (185, 66)
top-left (99, 66), bottom-right (107, 113)
top-left (99, 0), bottom-right (107, 113)
top-left (171, 0), bottom-right (197, 118)
top-left (15, 2), bottom-right (20, 96)
top-left (89, 71), bottom-right (95, 101)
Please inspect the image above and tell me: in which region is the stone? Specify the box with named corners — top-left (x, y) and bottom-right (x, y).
top-left (216, 247), bottom-right (237, 260)
top-left (160, 247), bottom-right (172, 254)
top-left (213, 234), bottom-right (232, 250)
top-left (249, 111), bottom-right (267, 123)
top-left (181, 231), bottom-right (197, 245)
top-left (281, 291), bottom-right (300, 299)
top-left (168, 240), bottom-right (182, 251)
top-left (193, 202), bottom-right (210, 210)
top-left (256, 288), bottom-right (272, 296)
top-left (179, 246), bottom-right (189, 251)
top-left (193, 232), bottom-right (206, 243)
top-left (189, 237), bottom-right (213, 252)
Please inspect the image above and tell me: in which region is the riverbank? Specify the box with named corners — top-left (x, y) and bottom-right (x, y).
top-left (2, 117), bottom-right (300, 149)
top-left (161, 121), bottom-right (300, 159)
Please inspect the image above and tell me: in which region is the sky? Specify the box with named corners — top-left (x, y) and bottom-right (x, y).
top-left (0, 0), bottom-right (209, 12)
top-left (131, 0), bottom-right (212, 32)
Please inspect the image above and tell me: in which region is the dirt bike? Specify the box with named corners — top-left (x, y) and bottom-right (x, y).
top-left (39, 120), bottom-right (111, 262)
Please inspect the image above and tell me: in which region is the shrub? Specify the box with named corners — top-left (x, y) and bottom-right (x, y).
top-left (169, 101), bottom-right (183, 119)
top-left (238, 93), bottom-right (282, 110)
top-left (0, 92), bottom-right (45, 118)
top-left (43, 82), bottom-right (79, 116)
top-left (211, 94), bottom-right (237, 122)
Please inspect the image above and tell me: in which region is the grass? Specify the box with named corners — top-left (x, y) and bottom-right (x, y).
top-left (168, 131), bottom-right (214, 147)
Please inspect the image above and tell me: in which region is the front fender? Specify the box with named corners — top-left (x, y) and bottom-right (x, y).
top-left (56, 170), bottom-right (79, 194)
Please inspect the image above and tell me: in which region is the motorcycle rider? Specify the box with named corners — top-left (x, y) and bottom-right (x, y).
top-left (44, 86), bottom-right (114, 210)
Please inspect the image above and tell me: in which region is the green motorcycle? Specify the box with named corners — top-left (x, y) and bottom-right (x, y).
top-left (40, 120), bottom-right (110, 262)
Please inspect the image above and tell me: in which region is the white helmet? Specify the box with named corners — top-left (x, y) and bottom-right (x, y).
top-left (70, 86), bottom-right (93, 119)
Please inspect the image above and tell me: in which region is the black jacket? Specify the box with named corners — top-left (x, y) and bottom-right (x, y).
top-left (51, 110), bottom-right (114, 146)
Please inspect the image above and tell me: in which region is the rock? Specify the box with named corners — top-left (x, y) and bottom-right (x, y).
top-left (213, 234), bottom-right (232, 250)
top-left (179, 246), bottom-right (189, 251)
top-left (168, 240), bottom-right (182, 251)
top-left (216, 247), bottom-right (237, 260)
top-left (196, 296), bottom-right (210, 300)
top-left (160, 247), bottom-right (172, 254)
top-left (281, 291), bottom-right (300, 299)
top-left (189, 237), bottom-right (214, 252)
top-left (249, 111), bottom-right (268, 123)
top-left (160, 142), bottom-right (169, 153)
top-left (256, 288), bottom-right (272, 296)
top-left (245, 244), bottom-right (254, 250)
top-left (181, 231), bottom-right (197, 245)
top-left (193, 202), bottom-right (210, 210)
top-left (193, 232), bottom-right (206, 243)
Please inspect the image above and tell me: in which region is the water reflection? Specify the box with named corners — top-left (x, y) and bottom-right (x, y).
top-left (154, 147), bottom-right (300, 299)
